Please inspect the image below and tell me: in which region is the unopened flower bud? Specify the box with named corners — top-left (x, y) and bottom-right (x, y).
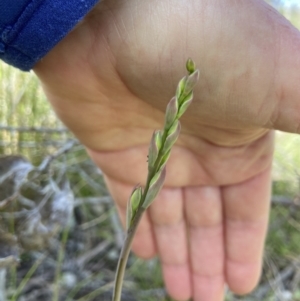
top-left (186, 58), bottom-right (196, 74)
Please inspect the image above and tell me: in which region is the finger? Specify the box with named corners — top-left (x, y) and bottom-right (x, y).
top-left (184, 186), bottom-right (225, 301)
top-left (222, 167), bottom-right (272, 294)
top-left (149, 188), bottom-right (191, 301)
top-left (104, 175), bottom-right (157, 259)
top-left (270, 9), bottom-right (300, 133)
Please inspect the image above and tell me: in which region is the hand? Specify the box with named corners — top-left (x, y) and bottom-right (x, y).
top-left (34, 0), bottom-right (300, 300)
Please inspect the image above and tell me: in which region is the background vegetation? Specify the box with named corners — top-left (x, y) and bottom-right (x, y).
top-left (0, 1), bottom-right (300, 300)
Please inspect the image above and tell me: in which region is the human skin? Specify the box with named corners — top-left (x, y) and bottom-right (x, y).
top-left (34, 0), bottom-right (300, 300)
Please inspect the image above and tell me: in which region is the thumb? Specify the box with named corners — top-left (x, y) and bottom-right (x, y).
top-left (271, 10), bottom-right (300, 133)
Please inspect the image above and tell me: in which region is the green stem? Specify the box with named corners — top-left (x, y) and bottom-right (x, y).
top-left (112, 205), bottom-right (146, 301)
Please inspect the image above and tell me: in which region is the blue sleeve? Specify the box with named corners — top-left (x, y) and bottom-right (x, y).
top-left (0, 0), bottom-right (99, 71)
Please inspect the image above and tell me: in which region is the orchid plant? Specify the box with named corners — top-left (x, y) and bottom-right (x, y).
top-left (112, 59), bottom-right (200, 301)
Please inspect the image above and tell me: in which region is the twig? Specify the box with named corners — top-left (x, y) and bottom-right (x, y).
top-left (272, 195), bottom-right (300, 206)
top-left (110, 210), bottom-right (125, 249)
top-left (0, 190), bottom-right (52, 218)
top-left (10, 253), bottom-right (47, 301)
top-left (0, 141), bottom-right (71, 148)
top-left (80, 212), bottom-right (109, 230)
top-left (77, 168), bottom-right (106, 192)
top-left (0, 269), bottom-right (6, 301)
top-left (291, 267), bottom-right (300, 294)
top-left (74, 196), bottom-right (112, 207)
top-left (17, 195), bottom-right (36, 209)
top-left (37, 140), bottom-right (78, 172)
top-left (254, 260), bottom-right (300, 299)
top-left (0, 256), bottom-right (19, 269)
top-left (53, 225), bottom-right (70, 301)
top-left (0, 125), bottom-right (69, 133)
top-left (76, 281), bottom-right (115, 301)
top-left (137, 288), bottom-right (167, 299)
top-left (0, 192), bottom-right (19, 210)
top-left (76, 240), bottom-right (111, 267)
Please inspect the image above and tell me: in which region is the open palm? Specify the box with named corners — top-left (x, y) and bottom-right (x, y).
top-left (34, 0), bottom-right (300, 300)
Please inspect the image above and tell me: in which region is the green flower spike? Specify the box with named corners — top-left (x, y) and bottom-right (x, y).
top-left (112, 58), bottom-right (199, 301)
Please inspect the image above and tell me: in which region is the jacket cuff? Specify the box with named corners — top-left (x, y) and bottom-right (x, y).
top-left (0, 0), bottom-right (99, 71)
